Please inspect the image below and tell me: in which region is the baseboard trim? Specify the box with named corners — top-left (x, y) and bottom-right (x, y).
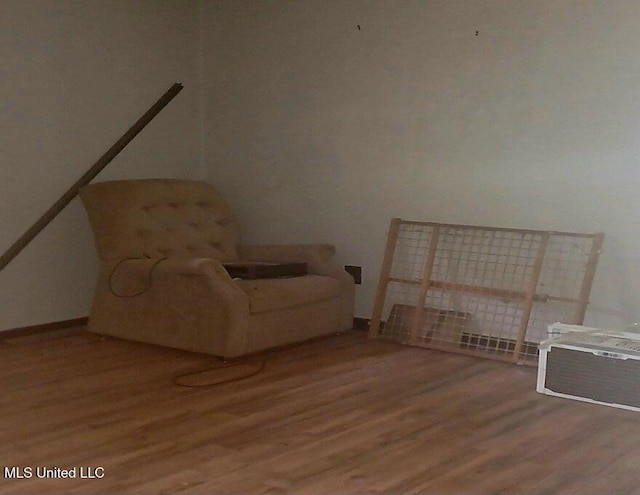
top-left (0, 317), bottom-right (89, 340)
top-left (4, 316), bottom-right (369, 340)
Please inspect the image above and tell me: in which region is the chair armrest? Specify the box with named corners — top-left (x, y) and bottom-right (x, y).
top-left (106, 257), bottom-right (243, 300)
top-left (237, 244), bottom-right (352, 282)
top-left (98, 257), bottom-right (251, 357)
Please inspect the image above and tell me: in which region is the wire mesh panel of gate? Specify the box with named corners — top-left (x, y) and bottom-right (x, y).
top-left (368, 219), bottom-right (604, 365)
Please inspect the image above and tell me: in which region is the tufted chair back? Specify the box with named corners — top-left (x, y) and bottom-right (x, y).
top-left (80, 179), bottom-right (240, 262)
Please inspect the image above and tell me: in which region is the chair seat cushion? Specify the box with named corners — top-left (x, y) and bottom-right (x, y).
top-left (235, 275), bottom-right (342, 314)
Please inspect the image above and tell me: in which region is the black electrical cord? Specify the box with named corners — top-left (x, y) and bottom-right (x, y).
top-left (172, 353), bottom-right (270, 388)
top-left (108, 257), bottom-right (167, 298)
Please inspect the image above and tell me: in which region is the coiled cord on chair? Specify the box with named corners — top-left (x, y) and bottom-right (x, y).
top-left (108, 257), bottom-right (168, 298)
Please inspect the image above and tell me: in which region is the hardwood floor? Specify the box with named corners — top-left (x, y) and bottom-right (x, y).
top-left (1, 328), bottom-right (640, 494)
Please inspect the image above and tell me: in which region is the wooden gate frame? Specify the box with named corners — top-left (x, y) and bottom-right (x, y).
top-left (369, 218), bottom-right (604, 365)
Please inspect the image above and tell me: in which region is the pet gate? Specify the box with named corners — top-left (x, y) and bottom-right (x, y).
top-left (368, 219), bottom-right (604, 365)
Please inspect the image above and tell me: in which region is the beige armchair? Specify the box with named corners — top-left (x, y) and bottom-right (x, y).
top-left (80, 179), bottom-right (354, 358)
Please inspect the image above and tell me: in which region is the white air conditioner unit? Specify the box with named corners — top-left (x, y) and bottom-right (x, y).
top-left (537, 323), bottom-right (640, 412)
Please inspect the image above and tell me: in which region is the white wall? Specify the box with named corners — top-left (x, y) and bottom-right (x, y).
top-left (202, 0), bottom-right (640, 326)
top-left (0, 0), bottom-right (202, 330)
top-left (3, 0), bottom-right (639, 332)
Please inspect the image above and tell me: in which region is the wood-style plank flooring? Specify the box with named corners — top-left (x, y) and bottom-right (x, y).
top-left (1, 328), bottom-right (640, 494)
